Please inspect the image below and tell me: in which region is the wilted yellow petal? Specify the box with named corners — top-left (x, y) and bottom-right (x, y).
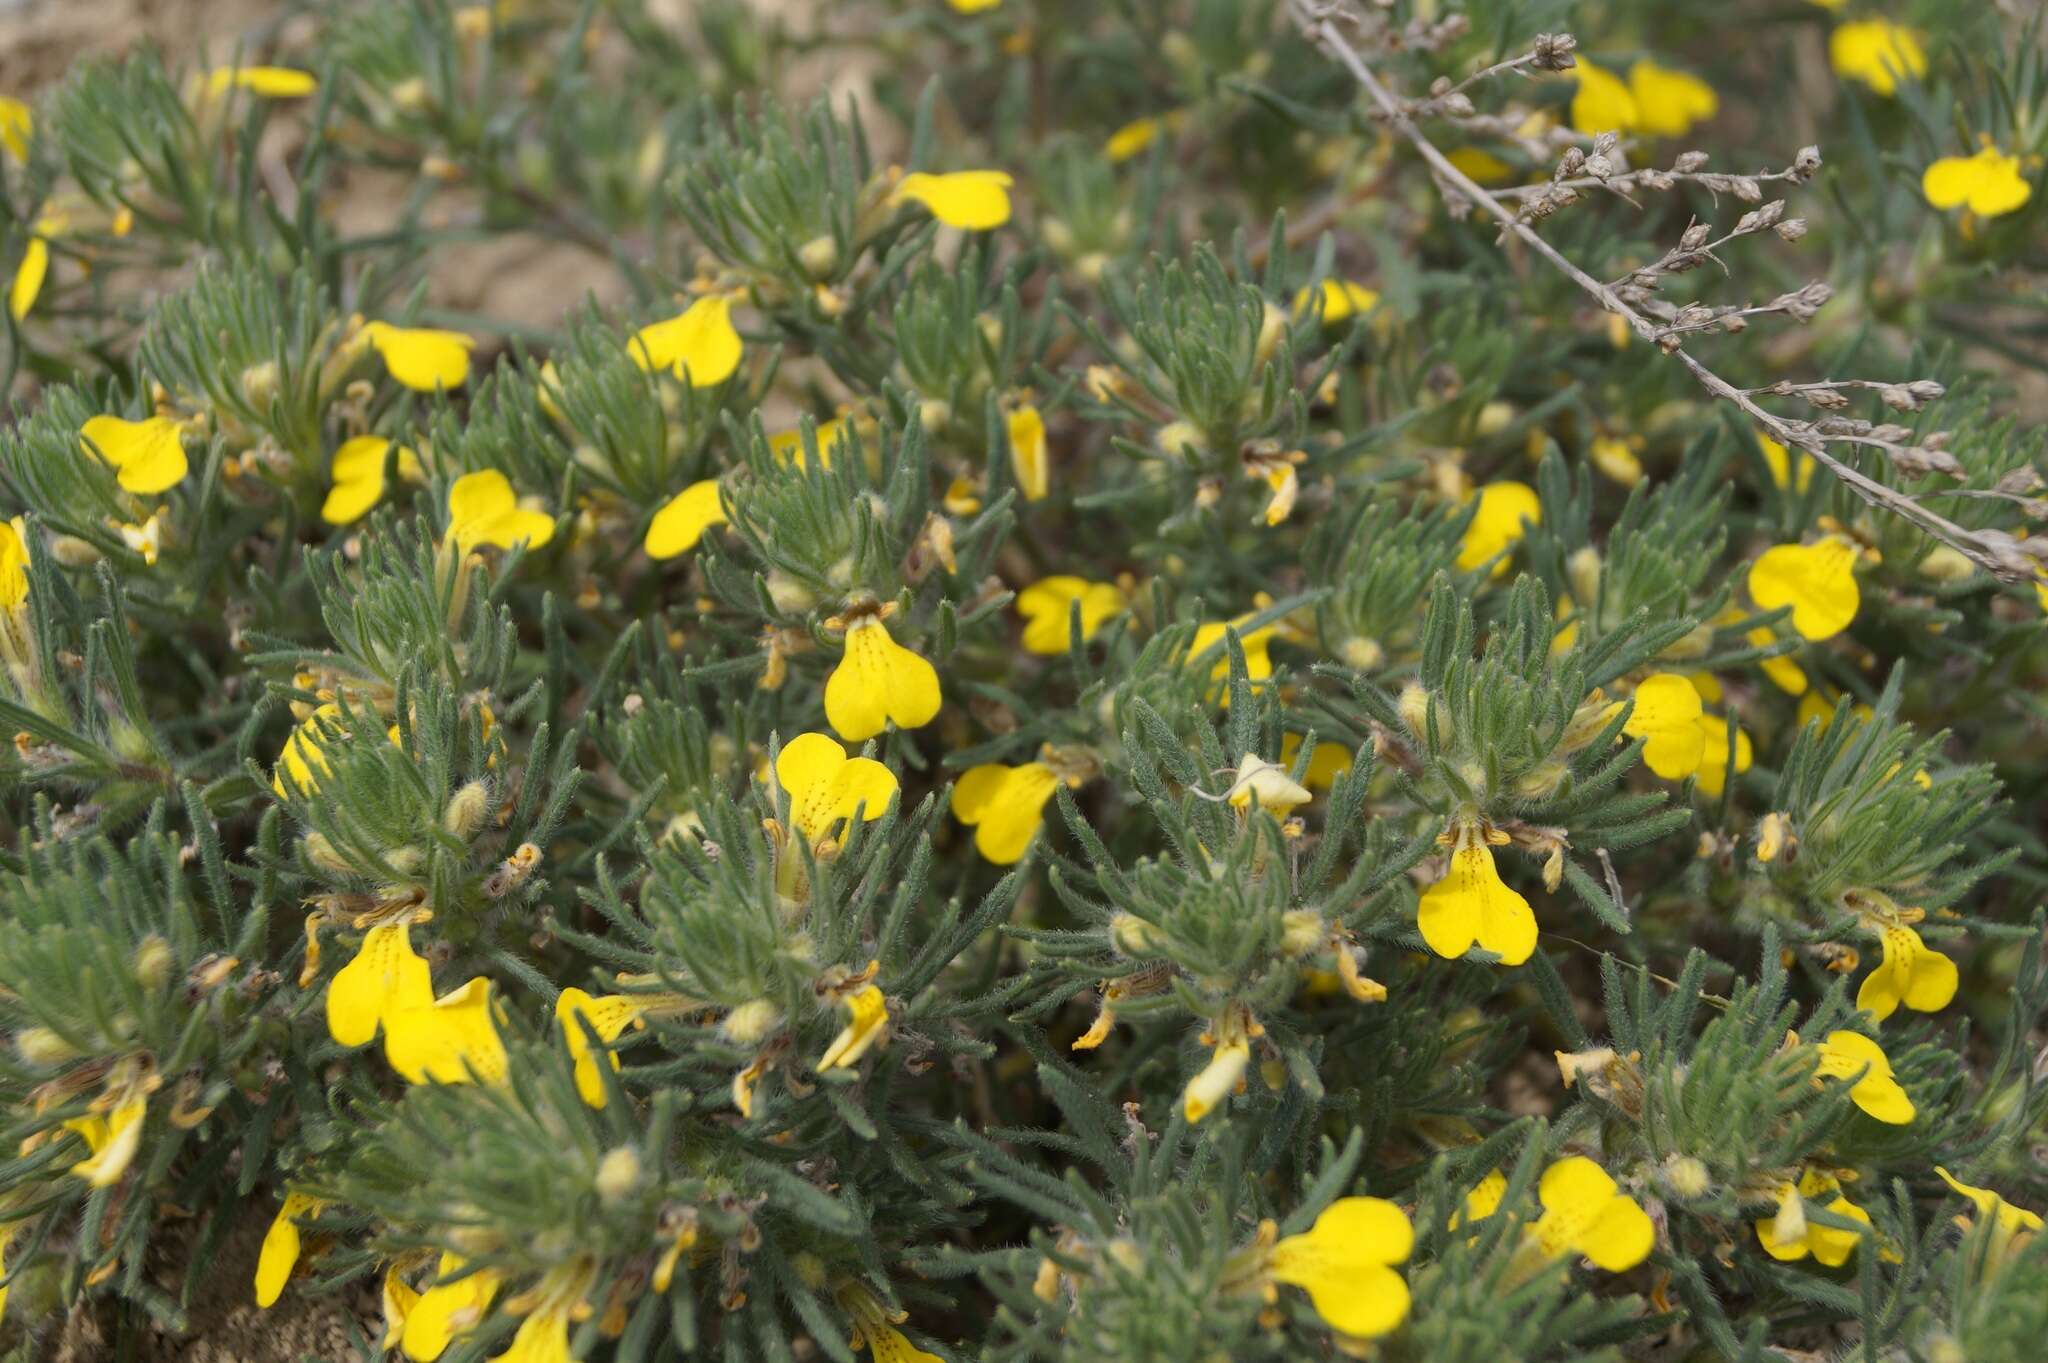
top-left (818, 984), bottom-right (889, 1071)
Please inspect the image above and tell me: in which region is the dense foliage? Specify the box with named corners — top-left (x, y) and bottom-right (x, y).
top-left (0, 1), bottom-right (2045, 1360)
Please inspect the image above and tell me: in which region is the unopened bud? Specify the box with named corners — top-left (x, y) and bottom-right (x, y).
top-left (16, 1026), bottom-right (80, 1065)
top-left (133, 934), bottom-right (175, 989)
top-left (595, 1146), bottom-right (642, 1204)
top-left (240, 360), bottom-right (280, 410)
top-left (302, 831), bottom-right (352, 875)
top-left (796, 235), bottom-right (840, 280)
top-left (1111, 912), bottom-right (1163, 956)
top-left (1280, 910), bottom-right (1324, 957)
top-left (721, 998), bottom-right (784, 1046)
top-left (442, 781), bottom-right (490, 840)
top-left (1663, 1154), bottom-right (1712, 1199)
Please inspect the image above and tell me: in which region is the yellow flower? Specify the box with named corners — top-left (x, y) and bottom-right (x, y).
top-left (1758, 433), bottom-right (1814, 493)
top-left (1923, 144), bottom-right (2033, 218)
top-left (327, 921), bottom-right (435, 1048)
top-left (1224, 754), bottom-right (1313, 817)
top-left (81, 414), bottom-right (189, 495)
top-left (1614, 673), bottom-right (1706, 781)
top-left (1627, 61), bottom-right (1718, 138)
top-left (1856, 924), bottom-right (1957, 1021)
top-left (1188, 617), bottom-right (1275, 698)
top-left (891, 170), bottom-right (1015, 230)
top-left (1528, 1156), bottom-right (1655, 1270)
top-left (1748, 538), bottom-right (1859, 641)
top-left (361, 321), bottom-right (474, 392)
top-left (1813, 1029), bottom-right (1913, 1124)
top-left (111, 510), bottom-right (165, 565)
top-left (1447, 147), bottom-right (1513, 184)
top-left (1570, 63), bottom-right (1639, 135)
top-left (645, 479), bottom-right (727, 559)
top-left (555, 988), bottom-right (647, 1108)
top-left (1417, 825), bottom-right (1538, 967)
top-left (203, 66), bottom-right (319, 99)
top-left (1182, 1034), bottom-right (1250, 1124)
top-left (630, 295), bottom-right (743, 387)
top-left (383, 977), bottom-right (511, 1086)
top-left (1017, 576), bottom-right (1123, 654)
top-left (65, 1093), bottom-right (147, 1187)
top-left (843, 1289), bottom-right (946, 1363)
top-left (490, 1305), bottom-right (572, 1363)
top-left (8, 234), bottom-right (48, 322)
top-left (824, 616), bottom-right (942, 741)
top-left (1755, 1169), bottom-right (1870, 1267)
top-left (1280, 733), bottom-right (1353, 790)
top-left (402, 1254), bottom-right (501, 1361)
top-left (951, 761), bottom-right (1060, 864)
top-left (1694, 714), bottom-right (1753, 798)
top-left (1747, 626), bottom-right (1808, 696)
top-left (769, 417), bottom-right (853, 470)
top-left (1588, 435), bottom-right (1644, 485)
top-left (0, 517), bottom-right (29, 609)
top-left (382, 1265), bottom-right (422, 1349)
top-left (273, 703), bottom-right (339, 797)
top-left (0, 96), bottom-right (28, 161)
top-left (1291, 279), bottom-right (1379, 325)
top-left (1829, 20), bottom-right (1927, 97)
top-left (447, 469), bottom-right (555, 551)
top-left (1008, 403), bottom-right (1050, 501)
top-left (1456, 480), bottom-right (1541, 574)
top-left (1936, 1167), bottom-right (2044, 1239)
top-left (775, 731), bottom-right (900, 842)
top-left (323, 435), bottom-right (420, 525)
top-left (1267, 1197), bottom-right (1414, 1339)
top-left (947, 0), bottom-right (1001, 11)
top-left (818, 982), bottom-right (890, 1071)
top-left (1105, 116), bottom-right (1161, 162)
top-left (1453, 1169), bottom-right (1508, 1228)
top-left (255, 1192), bottom-right (326, 1307)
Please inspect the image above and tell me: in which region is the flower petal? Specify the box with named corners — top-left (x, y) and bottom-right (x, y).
top-left (645, 479), bottom-right (728, 558)
top-left (631, 296), bottom-right (742, 387)
top-left (893, 170), bottom-right (1014, 230)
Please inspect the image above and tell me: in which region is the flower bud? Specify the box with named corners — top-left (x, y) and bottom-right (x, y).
top-left (1338, 636), bottom-right (1384, 671)
top-left (133, 934), bottom-right (175, 989)
top-left (15, 1026), bottom-right (80, 1065)
top-left (1155, 420), bottom-right (1204, 461)
top-left (302, 832), bottom-right (352, 875)
top-left (240, 360), bottom-right (280, 410)
top-left (797, 234), bottom-right (840, 280)
top-left (1280, 910), bottom-right (1324, 957)
top-left (722, 998), bottom-right (784, 1046)
top-left (1110, 912), bottom-right (1163, 956)
top-left (595, 1145), bottom-right (642, 1204)
top-left (442, 780), bottom-right (490, 840)
top-left (1662, 1154), bottom-right (1712, 1199)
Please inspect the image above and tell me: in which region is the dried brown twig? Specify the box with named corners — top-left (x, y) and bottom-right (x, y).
top-left (1288, 0), bottom-right (2044, 583)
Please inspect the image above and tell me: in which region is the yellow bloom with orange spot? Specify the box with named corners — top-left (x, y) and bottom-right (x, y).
top-left (1856, 924), bottom-right (1957, 1021)
top-left (1417, 823), bottom-right (1537, 967)
top-left (824, 616), bottom-right (942, 741)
